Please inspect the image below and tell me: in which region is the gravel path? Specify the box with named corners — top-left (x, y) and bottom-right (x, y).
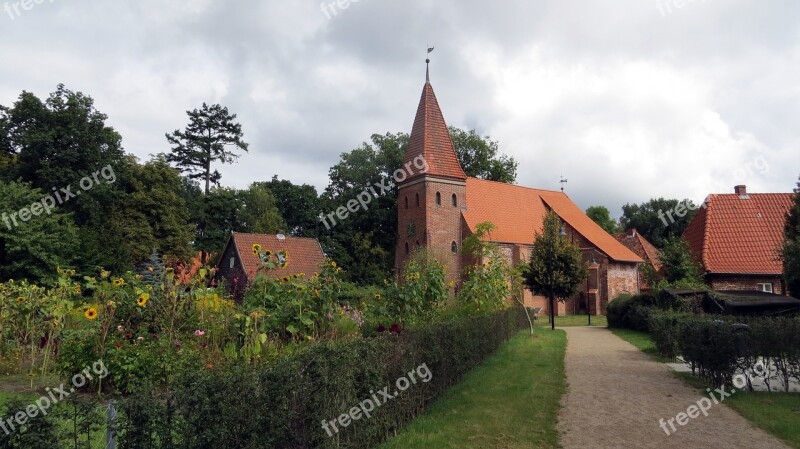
top-left (557, 327), bottom-right (790, 449)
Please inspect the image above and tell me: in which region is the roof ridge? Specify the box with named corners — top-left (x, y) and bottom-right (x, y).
top-left (468, 177), bottom-right (566, 195)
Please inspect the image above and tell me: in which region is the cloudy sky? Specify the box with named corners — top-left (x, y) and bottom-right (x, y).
top-left (1, 0), bottom-right (798, 217)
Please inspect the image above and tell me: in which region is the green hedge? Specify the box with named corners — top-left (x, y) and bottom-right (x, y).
top-left (113, 308), bottom-right (527, 449)
top-left (648, 313), bottom-right (800, 389)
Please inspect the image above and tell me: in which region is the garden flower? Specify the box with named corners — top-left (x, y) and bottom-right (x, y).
top-left (147, 266), bottom-right (154, 272)
top-left (264, 249), bottom-right (272, 256)
top-left (16, 296), bottom-right (24, 303)
top-left (100, 270), bottom-right (110, 278)
top-left (115, 342), bottom-right (122, 349)
top-left (84, 308), bottom-right (98, 320)
top-left (173, 340), bottom-right (182, 348)
top-left (330, 261), bottom-right (337, 268)
top-left (282, 276), bottom-right (290, 283)
top-left (125, 332), bottom-right (133, 339)
top-left (136, 293), bottom-right (149, 307)
top-left (72, 286), bottom-right (81, 294)
top-left (113, 278), bottom-right (125, 287)
top-left (252, 244), bottom-right (262, 254)
top-left (194, 329), bottom-right (205, 337)
top-left (137, 336), bottom-right (144, 342)
top-left (375, 293), bottom-right (381, 300)
top-left (152, 333), bottom-right (159, 340)
top-left (117, 325), bottom-right (124, 331)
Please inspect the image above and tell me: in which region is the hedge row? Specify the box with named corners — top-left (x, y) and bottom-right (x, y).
top-left (649, 312), bottom-right (800, 390)
top-left (111, 308), bottom-right (527, 449)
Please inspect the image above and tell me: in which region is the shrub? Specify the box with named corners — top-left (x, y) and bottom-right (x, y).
top-left (114, 308), bottom-right (527, 449)
top-left (606, 293), bottom-right (656, 330)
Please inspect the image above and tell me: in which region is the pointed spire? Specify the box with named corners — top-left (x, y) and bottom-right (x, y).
top-left (401, 66), bottom-right (467, 183)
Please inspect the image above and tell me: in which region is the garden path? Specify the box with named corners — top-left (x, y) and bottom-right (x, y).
top-left (557, 326), bottom-right (789, 449)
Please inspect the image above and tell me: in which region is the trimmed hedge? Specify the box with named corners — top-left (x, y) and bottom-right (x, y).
top-left (649, 313), bottom-right (800, 390)
top-left (115, 308), bottom-right (527, 449)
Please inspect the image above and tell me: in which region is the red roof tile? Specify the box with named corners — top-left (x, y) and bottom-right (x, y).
top-left (683, 193), bottom-right (793, 274)
top-left (403, 82), bottom-right (467, 182)
top-left (463, 178), bottom-right (643, 263)
top-left (226, 232), bottom-right (326, 280)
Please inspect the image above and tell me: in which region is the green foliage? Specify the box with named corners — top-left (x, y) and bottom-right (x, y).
top-left (0, 397), bottom-right (60, 448)
top-left (655, 236), bottom-right (704, 285)
top-left (620, 197), bottom-right (698, 248)
top-left (239, 182), bottom-right (286, 234)
top-left (112, 308), bottom-right (526, 449)
top-left (0, 180), bottom-right (78, 283)
top-left (585, 205), bottom-right (618, 234)
top-left (165, 102), bottom-right (249, 194)
top-left (265, 176), bottom-right (322, 237)
top-left (606, 293), bottom-right (657, 331)
top-left (382, 249), bottom-right (448, 326)
top-left (448, 127), bottom-right (518, 183)
top-left (523, 212), bottom-right (588, 329)
top-left (458, 222), bottom-right (511, 314)
top-left (782, 176), bottom-right (800, 298)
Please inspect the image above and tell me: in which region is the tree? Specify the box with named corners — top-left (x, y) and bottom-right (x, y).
top-left (265, 176), bottom-right (322, 237)
top-left (620, 198), bottom-right (697, 248)
top-left (166, 103), bottom-right (249, 195)
top-left (449, 127), bottom-right (518, 183)
top-left (0, 180), bottom-right (78, 283)
top-left (782, 176), bottom-right (800, 298)
top-left (524, 212), bottom-right (588, 330)
top-left (586, 205), bottom-right (618, 234)
top-left (657, 237), bottom-right (703, 286)
top-left (239, 183), bottom-right (285, 234)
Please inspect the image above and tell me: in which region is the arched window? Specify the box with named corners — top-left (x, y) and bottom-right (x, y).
top-left (451, 194), bottom-right (457, 207)
top-left (435, 192), bottom-right (441, 205)
top-left (405, 242), bottom-right (409, 254)
top-left (415, 193), bottom-right (420, 207)
top-left (451, 241), bottom-right (458, 253)
top-left (404, 196), bottom-right (408, 209)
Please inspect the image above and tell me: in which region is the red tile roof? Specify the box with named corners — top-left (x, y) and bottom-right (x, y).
top-left (463, 178), bottom-right (643, 263)
top-left (403, 82), bottom-right (467, 182)
top-left (614, 230), bottom-right (663, 271)
top-left (226, 232), bottom-right (326, 280)
top-left (683, 193), bottom-right (793, 274)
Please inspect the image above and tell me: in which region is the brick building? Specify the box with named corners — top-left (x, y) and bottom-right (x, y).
top-left (682, 185), bottom-right (794, 295)
top-left (394, 69), bottom-right (643, 315)
top-left (614, 229), bottom-right (662, 290)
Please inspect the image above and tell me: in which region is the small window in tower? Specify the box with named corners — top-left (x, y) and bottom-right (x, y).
top-left (405, 242), bottom-right (409, 254)
top-left (451, 194), bottom-right (457, 207)
top-left (435, 192), bottom-right (441, 205)
top-left (404, 196), bottom-right (408, 209)
top-left (416, 193), bottom-right (420, 207)
top-left (451, 241), bottom-right (458, 253)
top-left (229, 257), bottom-right (235, 269)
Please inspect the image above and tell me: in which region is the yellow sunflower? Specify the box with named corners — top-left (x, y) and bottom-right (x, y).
top-left (100, 270), bottom-right (110, 279)
top-left (330, 261), bottom-right (337, 268)
top-left (72, 285), bottom-right (81, 294)
top-left (136, 293), bottom-right (149, 307)
top-left (282, 276), bottom-right (290, 283)
top-left (252, 244), bottom-right (262, 255)
top-left (16, 296), bottom-right (25, 303)
top-left (112, 278), bottom-right (125, 287)
top-left (375, 293), bottom-right (381, 300)
top-left (264, 250), bottom-right (272, 257)
top-left (84, 308), bottom-right (98, 320)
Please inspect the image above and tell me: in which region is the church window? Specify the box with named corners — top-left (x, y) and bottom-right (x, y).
top-left (435, 192), bottom-right (441, 205)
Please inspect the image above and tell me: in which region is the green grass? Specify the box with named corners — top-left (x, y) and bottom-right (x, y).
top-left (536, 314), bottom-right (607, 327)
top-left (613, 328), bottom-right (800, 448)
top-left (378, 329), bottom-right (566, 449)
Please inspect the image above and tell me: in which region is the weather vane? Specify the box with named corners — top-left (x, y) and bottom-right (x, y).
top-left (426, 46), bottom-right (434, 82)
top-left (560, 175), bottom-right (568, 192)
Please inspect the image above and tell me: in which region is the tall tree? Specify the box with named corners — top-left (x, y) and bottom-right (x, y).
top-left (586, 205), bottom-right (618, 234)
top-left (239, 183), bottom-right (286, 234)
top-left (658, 237), bottom-right (703, 286)
top-left (620, 198), bottom-right (697, 248)
top-left (524, 212), bottom-right (588, 330)
top-left (265, 176), bottom-right (323, 237)
top-left (166, 103), bottom-right (249, 195)
top-left (449, 127), bottom-right (518, 183)
top-left (782, 176), bottom-right (800, 298)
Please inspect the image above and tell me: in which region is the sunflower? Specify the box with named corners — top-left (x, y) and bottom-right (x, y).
top-left (374, 293), bottom-right (382, 300)
top-left (112, 278), bottom-right (125, 287)
top-left (264, 249), bottom-right (272, 257)
top-left (282, 276), bottom-right (290, 283)
top-left (16, 296), bottom-right (24, 303)
top-left (252, 244), bottom-right (262, 255)
top-left (100, 270), bottom-right (110, 279)
top-left (136, 293), bottom-right (149, 307)
top-left (72, 285), bottom-right (81, 294)
top-left (330, 261), bottom-right (337, 268)
top-left (84, 308), bottom-right (98, 320)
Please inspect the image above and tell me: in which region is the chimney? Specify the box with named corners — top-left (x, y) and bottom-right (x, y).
top-left (734, 185), bottom-right (747, 196)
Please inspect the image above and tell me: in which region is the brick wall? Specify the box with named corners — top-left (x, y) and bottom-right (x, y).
top-left (708, 274), bottom-right (785, 295)
top-left (607, 261), bottom-right (640, 303)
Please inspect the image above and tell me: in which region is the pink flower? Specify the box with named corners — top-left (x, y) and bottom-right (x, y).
top-left (174, 340), bottom-right (182, 348)
top-left (137, 336), bottom-right (144, 342)
top-left (117, 325), bottom-right (124, 331)
top-left (194, 330), bottom-right (205, 337)
top-left (115, 342), bottom-right (122, 349)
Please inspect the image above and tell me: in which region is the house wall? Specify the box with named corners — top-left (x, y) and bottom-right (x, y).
top-left (607, 262), bottom-right (640, 309)
top-left (708, 274), bottom-right (785, 295)
top-left (215, 242), bottom-right (248, 300)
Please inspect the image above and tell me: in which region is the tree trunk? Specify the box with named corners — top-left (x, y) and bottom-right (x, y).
top-left (549, 294), bottom-right (556, 330)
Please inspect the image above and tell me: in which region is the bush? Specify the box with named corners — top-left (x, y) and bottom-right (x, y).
top-left (114, 308), bottom-right (527, 449)
top-left (606, 293), bottom-right (656, 331)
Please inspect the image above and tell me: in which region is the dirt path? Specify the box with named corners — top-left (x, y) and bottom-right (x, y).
top-left (557, 327), bottom-right (789, 449)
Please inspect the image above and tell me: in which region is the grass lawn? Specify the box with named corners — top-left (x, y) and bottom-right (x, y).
top-left (613, 327), bottom-right (800, 448)
top-left (536, 313), bottom-right (607, 327)
top-left (378, 328), bottom-right (567, 449)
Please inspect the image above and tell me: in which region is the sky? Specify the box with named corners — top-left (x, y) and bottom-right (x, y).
top-left (1, 0), bottom-right (798, 218)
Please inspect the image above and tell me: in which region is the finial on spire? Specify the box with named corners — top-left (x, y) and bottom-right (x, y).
top-left (559, 175), bottom-right (568, 192)
top-left (426, 46), bottom-right (434, 83)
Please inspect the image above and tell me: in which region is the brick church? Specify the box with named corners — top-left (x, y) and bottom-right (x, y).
top-left (394, 65), bottom-right (644, 315)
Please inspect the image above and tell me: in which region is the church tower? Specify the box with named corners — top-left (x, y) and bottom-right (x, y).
top-left (395, 62), bottom-right (467, 289)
